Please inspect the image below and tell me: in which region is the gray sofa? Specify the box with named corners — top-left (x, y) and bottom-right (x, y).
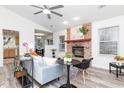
top-left (23, 57), bottom-right (63, 85)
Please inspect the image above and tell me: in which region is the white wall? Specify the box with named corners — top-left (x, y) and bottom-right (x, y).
top-left (92, 15), bottom-right (124, 69)
top-left (0, 7), bottom-right (51, 66)
top-left (44, 45), bottom-right (54, 58)
top-left (53, 30), bottom-right (67, 58)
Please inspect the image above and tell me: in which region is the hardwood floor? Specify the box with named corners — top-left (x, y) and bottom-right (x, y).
top-left (0, 59), bottom-right (124, 88)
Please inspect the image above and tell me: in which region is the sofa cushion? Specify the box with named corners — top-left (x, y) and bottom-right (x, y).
top-left (43, 57), bottom-right (57, 65)
top-left (32, 56), bottom-right (44, 66)
top-left (31, 51), bottom-right (38, 56)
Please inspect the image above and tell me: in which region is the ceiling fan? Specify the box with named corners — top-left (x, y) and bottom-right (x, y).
top-left (31, 5), bottom-right (64, 19)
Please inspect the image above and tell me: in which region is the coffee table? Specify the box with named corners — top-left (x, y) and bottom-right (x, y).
top-left (109, 62), bottom-right (124, 78)
top-left (57, 59), bottom-right (81, 88)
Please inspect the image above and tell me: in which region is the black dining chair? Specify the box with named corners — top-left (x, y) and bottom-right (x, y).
top-left (73, 58), bottom-right (93, 84)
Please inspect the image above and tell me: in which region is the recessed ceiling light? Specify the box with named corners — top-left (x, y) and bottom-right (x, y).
top-left (62, 21), bottom-right (68, 25)
top-left (73, 17), bottom-right (80, 21)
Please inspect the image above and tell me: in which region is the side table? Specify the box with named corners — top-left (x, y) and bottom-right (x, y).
top-left (14, 56), bottom-right (34, 88)
top-left (20, 56), bottom-right (34, 88)
top-left (109, 62), bottom-right (124, 78)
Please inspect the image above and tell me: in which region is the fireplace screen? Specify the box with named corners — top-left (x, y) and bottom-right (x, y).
top-left (72, 46), bottom-right (84, 57)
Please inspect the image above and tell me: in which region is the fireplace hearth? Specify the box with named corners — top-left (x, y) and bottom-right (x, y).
top-left (72, 46), bottom-right (84, 57)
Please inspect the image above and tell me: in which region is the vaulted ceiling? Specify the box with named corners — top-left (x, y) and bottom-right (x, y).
top-left (2, 5), bottom-right (124, 32)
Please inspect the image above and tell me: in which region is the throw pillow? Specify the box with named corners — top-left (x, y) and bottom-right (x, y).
top-left (31, 51), bottom-right (38, 56)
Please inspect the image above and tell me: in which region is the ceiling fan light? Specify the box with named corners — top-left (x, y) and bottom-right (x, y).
top-left (43, 9), bottom-right (51, 14)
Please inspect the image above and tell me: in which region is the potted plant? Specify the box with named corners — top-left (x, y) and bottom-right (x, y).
top-left (79, 27), bottom-right (89, 39)
top-left (114, 55), bottom-right (124, 65)
top-left (13, 65), bottom-right (26, 78)
top-left (64, 52), bottom-right (73, 64)
top-left (15, 65), bottom-right (23, 71)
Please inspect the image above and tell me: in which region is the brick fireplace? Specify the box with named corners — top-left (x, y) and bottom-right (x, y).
top-left (65, 23), bottom-right (92, 58)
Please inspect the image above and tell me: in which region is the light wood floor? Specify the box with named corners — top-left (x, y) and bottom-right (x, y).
top-left (0, 59), bottom-right (124, 88)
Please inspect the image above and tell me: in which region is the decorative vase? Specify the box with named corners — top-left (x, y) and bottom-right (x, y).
top-left (79, 33), bottom-right (84, 39)
top-left (115, 60), bottom-right (122, 65)
top-left (67, 58), bottom-right (72, 63)
top-left (64, 57), bottom-right (72, 64)
top-left (117, 62), bottom-right (122, 65)
top-left (82, 35), bottom-right (84, 39)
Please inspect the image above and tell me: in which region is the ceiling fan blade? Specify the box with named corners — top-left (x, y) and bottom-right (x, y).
top-left (43, 5), bottom-right (48, 9)
top-left (51, 11), bottom-right (63, 17)
top-left (49, 5), bottom-right (64, 10)
top-left (47, 14), bottom-right (51, 19)
top-left (30, 5), bottom-right (43, 9)
top-left (34, 10), bottom-right (43, 15)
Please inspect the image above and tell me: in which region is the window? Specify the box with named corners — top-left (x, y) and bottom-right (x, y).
top-left (47, 39), bottom-right (53, 45)
top-left (99, 26), bottom-right (119, 55)
top-left (59, 35), bottom-right (65, 51)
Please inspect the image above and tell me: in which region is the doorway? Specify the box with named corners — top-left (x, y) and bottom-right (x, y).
top-left (3, 29), bottom-right (19, 64)
top-left (34, 29), bottom-right (53, 56)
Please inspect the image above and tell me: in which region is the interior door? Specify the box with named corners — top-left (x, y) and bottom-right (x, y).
top-left (3, 29), bottom-right (19, 59)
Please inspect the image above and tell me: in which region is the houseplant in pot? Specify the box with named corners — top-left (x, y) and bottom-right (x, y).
top-left (64, 52), bottom-right (73, 64)
top-left (114, 55), bottom-right (124, 65)
top-left (79, 27), bottom-right (89, 39)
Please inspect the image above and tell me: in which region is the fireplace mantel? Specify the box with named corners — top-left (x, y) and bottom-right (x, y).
top-left (64, 38), bottom-right (91, 43)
